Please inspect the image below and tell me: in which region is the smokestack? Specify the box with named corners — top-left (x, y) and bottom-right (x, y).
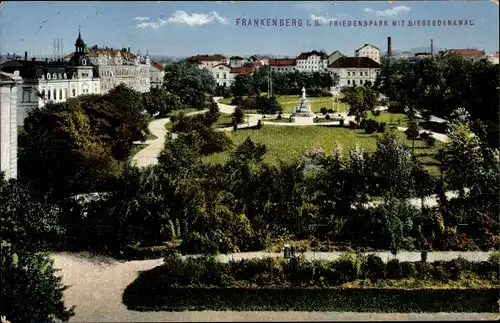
top-left (128, 47), bottom-right (130, 53)
top-left (387, 37), bottom-right (392, 57)
top-left (431, 39), bottom-right (434, 56)
top-left (25, 51), bottom-right (28, 61)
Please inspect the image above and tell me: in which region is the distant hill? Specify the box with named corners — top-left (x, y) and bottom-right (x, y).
top-left (382, 46), bottom-right (445, 57)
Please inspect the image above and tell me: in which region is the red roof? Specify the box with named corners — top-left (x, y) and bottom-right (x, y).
top-left (186, 54), bottom-right (227, 63)
top-left (296, 50), bottom-right (328, 60)
top-left (447, 49), bottom-right (485, 57)
top-left (64, 49), bottom-right (138, 60)
top-left (230, 67), bottom-right (254, 75)
top-left (269, 58), bottom-right (296, 66)
top-left (151, 62), bottom-right (163, 71)
top-left (328, 57), bottom-right (381, 68)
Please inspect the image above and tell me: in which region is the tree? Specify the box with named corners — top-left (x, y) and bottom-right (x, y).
top-left (405, 120), bottom-right (420, 153)
top-left (340, 85), bottom-right (380, 122)
top-left (143, 88), bottom-right (182, 117)
top-left (232, 107), bottom-right (245, 124)
top-left (1, 243), bottom-right (75, 323)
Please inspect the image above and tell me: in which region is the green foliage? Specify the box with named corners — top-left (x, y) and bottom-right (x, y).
top-left (232, 107), bottom-right (245, 124)
top-left (1, 243), bottom-right (75, 323)
top-left (341, 86), bottom-right (381, 122)
top-left (143, 88), bottom-right (182, 117)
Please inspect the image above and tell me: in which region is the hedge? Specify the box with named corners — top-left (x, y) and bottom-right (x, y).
top-left (122, 254), bottom-right (500, 311)
top-left (123, 286), bottom-right (500, 312)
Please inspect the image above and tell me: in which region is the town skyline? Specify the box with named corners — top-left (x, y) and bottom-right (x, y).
top-left (0, 1), bottom-right (498, 57)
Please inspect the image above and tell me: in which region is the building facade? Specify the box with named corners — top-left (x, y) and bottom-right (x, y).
top-left (150, 62), bottom-right (164, 89)
top-left (444, 48), bottom-right (486, 63)
top-left (211, 63), bottom-right (234, 87)
top-left (296, 50), bottom-right (329, 72)
top-left (229, 56), bottom-right (246, 68)
top-left (269, 58), bottom-right (297, 72)
top-left (1, 34), bottom-right (101, 126)
top-left (328, 51), bottom-right (344, 66)
top-left (0, 71), bottom-right (22, 179)
top-left (355, 44), bottom-right (381, 63)
top-left (328, 57), bottom-right (381, 91)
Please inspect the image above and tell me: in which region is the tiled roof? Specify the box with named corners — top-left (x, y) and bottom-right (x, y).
top-left (269, 58), bottom-right (296, 66)
top-left (186, 54), bottom-right (227, 62)
top-left (328, 57), bottom-right (381, 68)
top-left (230, 67), bottom-right (254, 75)
top-left (213, 63), bottom-right (231, 69)
top-left (230, 56), bottom-right (244, 60)
top-left (355, 44), bottom-right (380, 52)
top-left (151, 61), bottom-right (164, 71)
top-left (297, 50), bottom-right (328, 60)
top-left (446, 49), bottom-right (485, 57)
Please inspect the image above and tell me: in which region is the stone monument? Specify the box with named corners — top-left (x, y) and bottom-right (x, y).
top-left (293, 87), bottom-right (315, 117)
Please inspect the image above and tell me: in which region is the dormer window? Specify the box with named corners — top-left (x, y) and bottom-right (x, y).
top-left (53, 73), bottom-right (57, 79)
top-left (63, 73), bottom-right (67, 79)
top-left (47, 73), bottom-right (51, 80)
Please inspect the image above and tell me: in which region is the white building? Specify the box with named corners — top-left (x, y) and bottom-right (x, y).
top-left (229, 56), bottom-right (246, 68)
top-left (64, 32), bottom-right (151, 94)
top-left (211, 63), bottom-right (234, 87)
top-left (296, 50), bottom-right (329, 72)
top-left (355, 44), bottom-right (381, 64)
top-left (269, 58), bottom-right (297, 72)
top-left (486, 52), bottom-right (499, 64)
top-left (1, 37), bottom-right (101, 126)
top-left (0, 71), bottom-right (22, 179)
top-left (150, 62), bottom-right (164, 89)
top-left (328, 57), bottom-right (381, 91)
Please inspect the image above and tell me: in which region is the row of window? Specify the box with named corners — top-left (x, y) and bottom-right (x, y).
top-left (38, 88), bottom-right (70, 101)
top-left (347, 71), bottom-right (374, 76)
top-left (346, 79), bottom-right (372, 85)
top-left (216, 73), bottom-right (227, 79)
top-left (42, 73), bottom-right (67, 80)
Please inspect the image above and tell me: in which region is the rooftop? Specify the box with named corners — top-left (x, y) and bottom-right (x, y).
top-left (269, 58), bottom-right (297, 66)
top-left (328, 56), bottom-right (381, 68)
top-left (186, 54), bottom-right (227, 62)
top-left (230, 66), bottom-right (254, 75)
top-left (297, 50), bottom-right (328, 60)
top-left (355, 44), bottom-right (381, 52)
top-left (446, 48), bottom-right (486, 57)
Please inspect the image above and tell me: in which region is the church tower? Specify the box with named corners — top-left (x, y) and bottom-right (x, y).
top-left (67, 28), bottom-right (94, 81)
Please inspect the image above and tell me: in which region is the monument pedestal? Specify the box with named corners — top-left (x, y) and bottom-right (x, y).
top-left (292, 87), bottom-right (315, 118)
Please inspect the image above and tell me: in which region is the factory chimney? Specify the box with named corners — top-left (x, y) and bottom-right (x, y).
top-left (25, 51), bottom-right (28, 61)
top-left (387, 37), bottom-right (392, 57)
top-left (431, 39), bottom-right (434, 56)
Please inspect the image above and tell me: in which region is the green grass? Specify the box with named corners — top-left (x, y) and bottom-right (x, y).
top-left (367, 111), bottom-right (422, 128)
top-left (214, 113), bottom-right (235, 128)
top-left (218, 95), bottom-right (349, 114)
top-left (165, 121), bottom-right (173, 130)
top-left (203, 126), bottom-right (443, 176)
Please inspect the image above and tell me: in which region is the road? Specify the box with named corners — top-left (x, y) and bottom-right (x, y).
top-left (50, 253), bottom-right (498, 322)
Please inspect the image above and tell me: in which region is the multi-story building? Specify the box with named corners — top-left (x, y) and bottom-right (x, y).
top-left (355, 44), bottom-right (381, 63)
top-left (486, 52), bottom-right (499, 64)
top-left (0, 71), bottom-right (22, 179)
top-left (211, 63), bottom-right (234, 87)
top-left (269, 58), bottom-right (297, 72)
top-left (186, 54), bottom-right (228, 68)
top-left (296, 50), bottom-right (329, 72)
top-left (328, 57), bottom-right (381, 92)
top-left (150, 62), bottom-right (164, 89)
top-left (443, 48), bottom-right (486, 62)
top-left (64, 32), bottom-right (151, 94)
top-left (1, 34), bottom-right (101, 126)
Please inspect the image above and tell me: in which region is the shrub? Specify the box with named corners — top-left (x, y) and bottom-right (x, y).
top-left (170, 114), bottom-right (178, 124)
top-left (290, 116), bottom-right (295, 123)
top-left (421, 250), bottom-right (428, 263)
top-left (416, 262), bottom-right (433, 280)
top-left (444, 258), bottom-right (467, 280)
top-left (365, 119), bottom-right (379, 134)
top-left (360, 255), bottom-right (386, 282)
top-left (373, 110), bottom-right (381, 117)
top-left (327, 108), bottom-right (334, 113)
top-left (424, 135), bottom-right (436, 148)
top-left (339, 119), bottom-right (344, 126)
top-left (320, 107), bottom-right (327, 115)
top-left (233, 124), bottom-right (238, 131)
top-left (359, 118), bottom-right (368, 129)
top-left (400, 261), bottom-right (417, 278)
top-left (429, 261), bottom-right (448, 281)
top-left (256, 119), bottom-right (262, 129)
top-left (440, 228), bottom-right (479, 251)
top-left (277, 113), bottom-right (282, 120)
top-left (377, 122), bottom-right (386, 133)
top-left (232, 107), bottom-right (245, 124)
top-left (349, 121), bottom-right (358, 129)
top-left (329, 253), bottom-right (360, 285)
top-left (325, 114), bottom-right (331, 120)
top-left (286, 257), bottom-right (315, 286)
top-left (386, 259), bottom-right (403, 279)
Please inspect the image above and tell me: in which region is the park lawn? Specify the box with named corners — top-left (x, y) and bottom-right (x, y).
top-left (367, 111), bottom-right (423, 128)
top-left (203, 125), bottom-right (443, 176)
top-left (214, 113), bottom-right (235, 128)
top-left (218, 95), bottom-right (349, 114)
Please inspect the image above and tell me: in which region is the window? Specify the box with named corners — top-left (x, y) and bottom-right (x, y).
top-left (47, 73), bottom-right (51, 80)
top-left (53, 73), bottom-right (57, 79)
top-left (48, 90), bottom-right (51, 100)
top-left (353, 80), bottom-right (356, 85)
top-left (72, 89), bottom-right (76, 97)
top-left (53, 89), bottom-right (57, 100)
top-left (22, 88), bottom-right (30, 102)
top-left (365, 72), bottom-right (368, 76)
top-left (347, 80), bottom-right (351, 85)
top-left (352, 72), bottom-right (356, 76)
top-left (347, 71), bottom-right (351, 76)
top-left (60, 89), bottom-right (63, 100)
top-left (65, 89), bottom-right (68, 99)
top-left (216, 74), bottom-right (220, 79)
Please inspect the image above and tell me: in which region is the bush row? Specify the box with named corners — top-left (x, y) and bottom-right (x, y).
top-left (152, 253), bottom-right (500, 288)
top-left (123, 286), bottom-right (500, 312)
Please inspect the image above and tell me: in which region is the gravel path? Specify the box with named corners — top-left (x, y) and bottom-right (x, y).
top-left (50, 253), bottom-right (498, 322)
